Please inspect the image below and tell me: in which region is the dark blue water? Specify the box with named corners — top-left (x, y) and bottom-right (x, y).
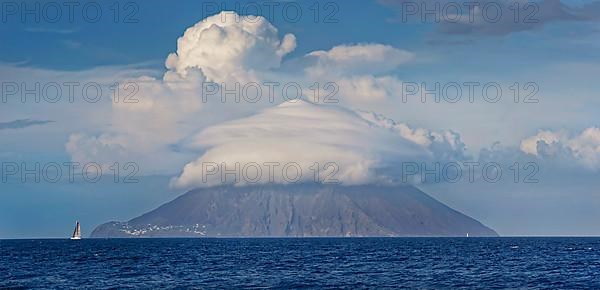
top-left (1, 238), bottom-right (599, 289)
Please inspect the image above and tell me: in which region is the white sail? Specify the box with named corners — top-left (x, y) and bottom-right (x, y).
top-left (70, 221), bottom-right (81, 240)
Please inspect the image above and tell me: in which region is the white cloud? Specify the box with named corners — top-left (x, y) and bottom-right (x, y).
top-left (520, 130), bottom-right (564, 156)
top-left (63, 69), bottom-right (210, 174)
top-left (306, 43), bottom-right (414, 77)
top-left (567, 127), bottom-right (600, 169)
top-left (335, 75), bottom-right (404, 103)
top-left (172, 100), bottom-right (468, 189)
top-left (358, 110), bottom-right (468, 162)
top-left (302, 44), bottom-right (413, 104)
top-left (165, 11), bottom-right (296, 83)
top-left (520, 127), bottom-right (600, 170)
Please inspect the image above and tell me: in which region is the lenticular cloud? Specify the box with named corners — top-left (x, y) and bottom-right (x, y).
top-left (172, 100), bottom-right (468, 189)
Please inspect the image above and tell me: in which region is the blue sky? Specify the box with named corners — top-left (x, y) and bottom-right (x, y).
top-left (1, 0), bottom-right (600, 237)
top-left (2, 0), bottom-right (406, 69)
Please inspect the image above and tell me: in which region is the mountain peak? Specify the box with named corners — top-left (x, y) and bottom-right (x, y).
top-left (91, 184), bottom-right (497, 238)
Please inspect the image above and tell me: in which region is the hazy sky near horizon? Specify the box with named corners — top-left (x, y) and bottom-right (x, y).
top-left (1, 0), bottom-right (600, 237)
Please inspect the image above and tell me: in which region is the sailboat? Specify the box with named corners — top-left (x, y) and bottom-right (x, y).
top-left (70, 221), bottom-right (81, 240)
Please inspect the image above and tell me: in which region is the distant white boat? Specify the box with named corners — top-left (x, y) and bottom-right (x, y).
top-left (70, 221), bottom-right (81, 240)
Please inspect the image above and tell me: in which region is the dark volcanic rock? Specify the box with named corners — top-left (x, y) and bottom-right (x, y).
top-left (91, 184), bottom-right (498, 238)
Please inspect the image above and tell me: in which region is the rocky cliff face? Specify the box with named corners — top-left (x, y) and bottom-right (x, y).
top-left (91, 184), bottom-right (497, 238)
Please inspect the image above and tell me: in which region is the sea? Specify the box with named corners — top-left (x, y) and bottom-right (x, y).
top-left (1, 237), bottom-right (599, 289)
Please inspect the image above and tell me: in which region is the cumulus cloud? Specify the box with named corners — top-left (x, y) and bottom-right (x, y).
top-left (165, 11), bottom-right (296, 83)
top-left (520, 127), bottom-right (600, 170)
top-left (520, 130), bottom-right (565, 156)
top-left (568, 128), bottom-right (600, 168)
top-left (172, 100), bottom-right (468, 189)
top-left (358, 110), bottom-right (468, 161)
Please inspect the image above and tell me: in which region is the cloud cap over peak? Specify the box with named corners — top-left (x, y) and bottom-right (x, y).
top-left (173, 100), bottom-right (468, 189)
